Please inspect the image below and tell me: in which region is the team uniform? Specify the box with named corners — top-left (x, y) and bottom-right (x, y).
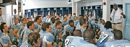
top-left (99, 24), bottom-right (105, 33)
top-left (42, 17), bottom-right (47, 23)
top-left (51, 27), bottom-right (63, 36)
top-left (22, 28), bottom-right (34, 44)
top-left (64, 24), bottom-right (74, 36)
top-left (76, 26), bottom-right (86, 36)
top-left (96, 28), bottom-right (114, 47)
top-left (78, 40), bottom-right (97, 47)
top-left (74, 20), bottom-right (79, 26)
top-left (104, 40), bottom-right (130, 47)
top-left (0, 33), bottom-right (10, 47)
top-left (34, 23), bottom-right (42, 32)
top-left (62, 21), bottom-right (68, 27)
top-left (9, 24), bottom-right (18, 43)
top-left (13, 24), bottom-right (27, 46)
top-left (65, 36), bottom-right (96, 47)
top-left (20, 41), bottom-right (32, 47)
top-left (45, 18), bottom-right (51, 23)
top-left (51, 27), bottom-right (64, 41)
top-left (67, 17), bottom-right (74, 21)
top-left (39, 31), bottom-right (55, 46)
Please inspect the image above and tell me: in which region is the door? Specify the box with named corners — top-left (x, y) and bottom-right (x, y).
top-left (123, 3), bottom-right (130, 40)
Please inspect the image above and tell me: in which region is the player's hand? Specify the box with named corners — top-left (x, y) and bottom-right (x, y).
top-left (58, 33), bottom-right (62, 40)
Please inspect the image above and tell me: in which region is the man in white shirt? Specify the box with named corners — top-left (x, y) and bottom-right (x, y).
top-left (110, 3), bottom-right (126, 32)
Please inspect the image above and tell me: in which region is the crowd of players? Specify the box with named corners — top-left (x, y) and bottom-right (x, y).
top-left (0, 13), bottom-right (130, 47)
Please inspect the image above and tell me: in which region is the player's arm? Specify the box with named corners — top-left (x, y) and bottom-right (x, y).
top-left (13, 29), bottom-right (19, 39)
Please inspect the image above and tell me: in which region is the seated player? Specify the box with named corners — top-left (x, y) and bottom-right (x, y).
top-left (91, 19), bottom-right (100, 29)
top-left (62, 16), bottom-right (68, 26)
top-left (42, 15), bottom-right (48, 23)
top-left (51, 21), bottom-right (63, 39)
top-left (96, 21), bottom-right (114, 47)
top-left (67, 14), bottom-right (74, 21)
top-left (45, 15), bottom-right (52, 23)
top-left (99, 19), bottom-right (105, 33)
top-left (22, 21), bottom-right (35, 43)
top-left (9, 18), bottom-right (19, 44)
top-left (0, 23), bottom-right (11, 47)
top-left (20, 32), bottom-right (41, 47)
top-left (64, 20), bottom-right (75, 36)
top-left (104, 30), bottom-right (130, 47)
top-left (65, 29), bottom-right (97, 47)
top-left (13, 18), bottom-right (27, 46)
top-left (74, 17), bottom-right (79, 26)
top-left (51, 17), bottom-right (55, 28)
top-left (76, 18), bottom-right (87, 36)
top-left (34, 16), bottom-right (42, 32)
top-left (79, 29), bottom-right (97, 47)
top-left (65, 30), bottom-right (83, 47)
top-left (51, 21), bottom-right (64, 46)
top-left (39, 22), bottom-right (55, 47)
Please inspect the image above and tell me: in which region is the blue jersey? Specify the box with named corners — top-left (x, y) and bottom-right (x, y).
top-left (22, 28), bottom-right (34, 43)
top-left (15, 24), bottom-right (26, 37)
top-left (79, 39), bottom-right (97, 47)
top-left (65, 36), bottom-right (96, 47)
top-left (62, 21), bottom-right (68, 26)
top-left (99, 24), bottom-right (105, 33)
top-left (42, 17), bottom-right (47, 23)
top-left (74, 20), bottom-right (79, 26)
top-left (51, 27), bottom-right (63, 36)
top-left (45, 18), bottom-right (51, 23)
top-left (9, 24), bottom-right (18, 41)
top-left (64, 24), bottom-right (74, 35)
top-left (104, 40), bottom-right (130, 47)
top-left (88, 16), bottom-right (95, 22)
top-left (76, 26), bottom-right (86, 36)
top-left (34, 23), bottom-right (42, 32)
top-left (51, 23), bottom-right (55, 28)
top-left (15, 24), bottom-right (27, 46)
top-left (67, 17), bottom-right (74, 21)
top-left (10, 24), bottom-right (18, 31)
top-left (91, 21), bottom-right (100, 29)
top-left (0, 33), bottom-right (10, 47)
top-left (96, 29), bottom-right (114, 47)
top-left (39, 31), bottom-right (55, 44)
top-left (20, 41), bottom-right (32, 47)
top-left (65, 36), bottom-right (83, 47)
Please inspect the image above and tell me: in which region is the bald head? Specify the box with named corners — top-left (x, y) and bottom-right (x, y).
top-left (73, 30), bottom-right (82, 37)
top-left (83, 29), bottom-right (95, 41)
top-left (113, 30), bottom-right (122, 40)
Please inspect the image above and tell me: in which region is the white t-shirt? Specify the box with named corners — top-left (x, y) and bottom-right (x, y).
top-left (110, 8), bottom-right (124, 23)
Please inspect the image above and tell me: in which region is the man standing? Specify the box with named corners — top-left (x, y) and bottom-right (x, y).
top-left (110, 3), bottom-right (126, 32)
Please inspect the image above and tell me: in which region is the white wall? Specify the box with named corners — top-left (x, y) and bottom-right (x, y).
top-left (6, 5), bottom-right (13, 26)
top-left (80, 0), bottom-right (123, 6)
top-left (23, 0), bottom-right (71, 9)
